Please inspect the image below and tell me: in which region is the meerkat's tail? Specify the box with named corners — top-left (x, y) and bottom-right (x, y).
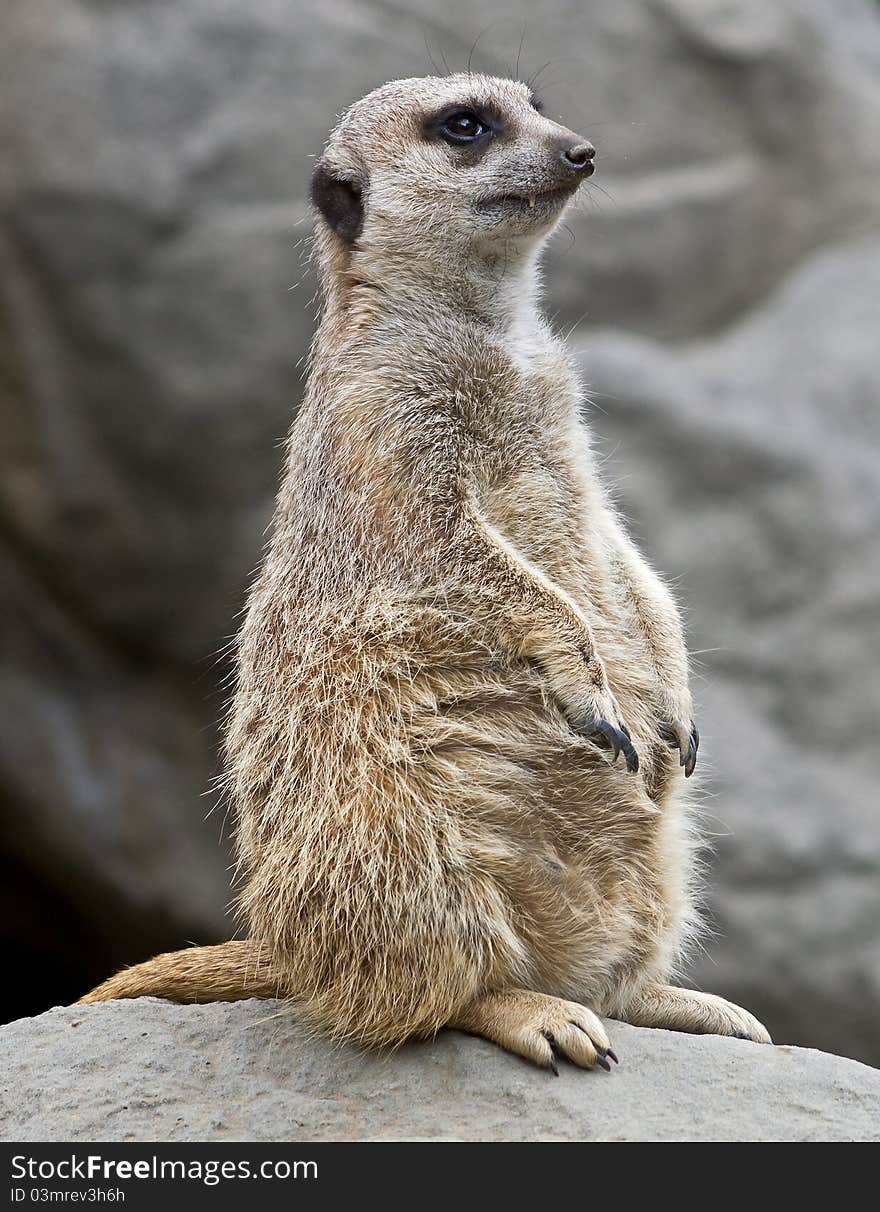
top-left (76, 939), bottom-right (286, 1005)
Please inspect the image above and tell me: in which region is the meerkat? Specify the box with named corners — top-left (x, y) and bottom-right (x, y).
top-left (79, 74), bottom-right (771, 1072)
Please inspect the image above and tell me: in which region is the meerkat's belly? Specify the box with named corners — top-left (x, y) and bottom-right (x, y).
top-left (233, 575), bottom-right (687, 1008)
top-left (432, 465), bottom-right (689, 991)
top-left (426, 669), bottom-right (683, 998)
top-left (400, 610), bottom-right (686, 1001)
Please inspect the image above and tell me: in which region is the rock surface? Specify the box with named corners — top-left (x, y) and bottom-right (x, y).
top-left (1, 0), bottom-right (879, 1060)
top-left (1, 1000), bottom-right (878, 1143)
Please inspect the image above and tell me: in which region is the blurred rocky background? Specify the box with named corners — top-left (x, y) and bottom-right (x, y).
top-left (1, 0), bottom-right (878, 1062)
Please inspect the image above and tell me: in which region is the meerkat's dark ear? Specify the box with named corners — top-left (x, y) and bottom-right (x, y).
top-left (310, 160), bottom-right (365, 244)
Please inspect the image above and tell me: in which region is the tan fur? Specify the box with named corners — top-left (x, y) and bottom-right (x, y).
top-left (78, 941), bottom-right (282, 1004)
top-left (79, 76), bottom-right (770, 1066)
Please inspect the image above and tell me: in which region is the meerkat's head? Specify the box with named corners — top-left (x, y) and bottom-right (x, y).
top-left (311, 74), bottom-right (595, 275)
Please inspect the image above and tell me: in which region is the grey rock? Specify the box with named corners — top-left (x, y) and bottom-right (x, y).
top-left (0, 537), bottom-right (230, 948)
top-left (1, 1000), bottom-right (878, 1143)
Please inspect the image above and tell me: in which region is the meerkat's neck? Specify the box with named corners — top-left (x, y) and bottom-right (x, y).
top-left (323, 236), bottom-right (547, 336)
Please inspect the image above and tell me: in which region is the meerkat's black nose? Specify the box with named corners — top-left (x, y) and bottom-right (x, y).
top-left (561, 142), bottom-right (596, 174)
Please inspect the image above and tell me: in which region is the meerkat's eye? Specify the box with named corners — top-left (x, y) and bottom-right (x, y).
top-left (440, 110), bottom-right (490, 145)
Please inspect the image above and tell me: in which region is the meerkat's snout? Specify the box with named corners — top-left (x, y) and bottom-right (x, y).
top-left (560, 139), bottom-right (596, 176)
top-left (467, 115), bottom-right (596, 232)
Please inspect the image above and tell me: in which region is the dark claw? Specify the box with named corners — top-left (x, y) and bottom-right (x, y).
top-left (594, 720), bottom-right (621, 761)
top-left (606, 1048), bottom-right (619, 1065)
top-left (595, 1055), bottom-right (611, 1072)
top-left (734, 1031), bottom-right (753, 1042)
top-left (621, 733), bottom-right (639, 774)
top-left (542, 1029), bottom-right (561, 1075)
top-left (593, 720), bottom-right (639, 774)
top-left (659, 718), bottom-right (700, 778)
top-left (684, 720), bottom-right (699, 778)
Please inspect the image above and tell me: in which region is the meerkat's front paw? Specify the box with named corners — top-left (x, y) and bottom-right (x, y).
top-left (591, 715), bottom-right (640, 773)
top-left (658, 717), bottom-right (699, 778)
top-left (565, 670), bottom-right (639, 773)
top-left (575, 679), bottom-right (639, 773)
top-left (450, 988), bottom-right (618, 1075)
top-left (564, 686), bottom-right (639, 772)
top-left (541, 648), bottom-right (639, 771)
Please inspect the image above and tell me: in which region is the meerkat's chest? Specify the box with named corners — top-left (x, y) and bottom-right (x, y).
top-left (483, 333), bottom-right (604, 574)
top-left (485, 450), bottom-right (601, 595)
top-left (501, 322), bottom-right (577, 413)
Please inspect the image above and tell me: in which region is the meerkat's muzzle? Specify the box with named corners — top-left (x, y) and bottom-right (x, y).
top-left (476, 129), bottom-right (596, 218)
top-left (558, 138), bottom-right (596, 178)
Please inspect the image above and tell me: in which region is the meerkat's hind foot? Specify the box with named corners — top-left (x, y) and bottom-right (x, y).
top-left (620, 983), bottom-right (772, 1044)
top-left (449, 988), bottom-right (617, 1075)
